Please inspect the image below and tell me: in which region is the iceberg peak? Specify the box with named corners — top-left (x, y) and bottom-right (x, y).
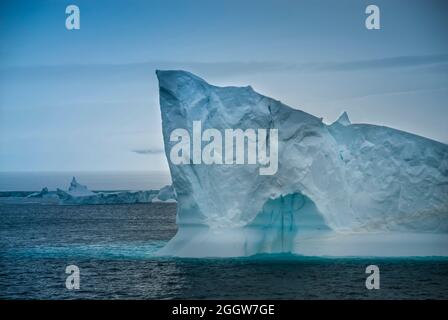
top-left (332, 111), bottom-right (351, 126)
top-left (68, 177), bottom-right (94, 196)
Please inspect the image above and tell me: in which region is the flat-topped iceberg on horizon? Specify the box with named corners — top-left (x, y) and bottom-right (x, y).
top-left (13, 177), bottom-right (177, 205)
top-left (56, 178), bottom-right (176, 204)
top-left (156, 70), bottom-right (448, 257)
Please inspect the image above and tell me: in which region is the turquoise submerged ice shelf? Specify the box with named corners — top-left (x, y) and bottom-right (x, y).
top-left (156, 70), bottom-right (448, 258)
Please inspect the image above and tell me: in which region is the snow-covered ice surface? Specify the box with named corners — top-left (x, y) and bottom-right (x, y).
top-left (156, 70), bottom-right (448, 257)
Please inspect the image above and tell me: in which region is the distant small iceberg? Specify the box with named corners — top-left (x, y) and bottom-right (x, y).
top-left (0, 177), bottom-right (176, 205)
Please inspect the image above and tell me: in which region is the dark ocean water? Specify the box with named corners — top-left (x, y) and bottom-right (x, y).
top-left (1, 203), bottom-right (447, 299)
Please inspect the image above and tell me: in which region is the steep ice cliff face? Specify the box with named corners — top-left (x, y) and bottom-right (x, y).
top-left (156, 70), bottom-right (448, 257)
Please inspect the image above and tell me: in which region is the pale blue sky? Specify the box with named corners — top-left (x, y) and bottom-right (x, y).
top-left (0, 0), bottom-right (447, 172)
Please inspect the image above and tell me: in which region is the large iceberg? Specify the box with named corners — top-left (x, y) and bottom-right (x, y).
top-left (156, 70), bottom-right (448, 257)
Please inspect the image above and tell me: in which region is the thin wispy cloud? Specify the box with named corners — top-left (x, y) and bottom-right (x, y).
top-left (333, 86), bottom-right (448, 103)
top-left (132, 148), bottom-right (165, 155)
top-left (315, 54), bottom-right (448, 72)
top-left (3, 53), bottom-right (447, 77)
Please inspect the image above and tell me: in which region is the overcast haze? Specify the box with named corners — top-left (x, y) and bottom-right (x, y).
top-left (1, 0), bottom-right (447, 172)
